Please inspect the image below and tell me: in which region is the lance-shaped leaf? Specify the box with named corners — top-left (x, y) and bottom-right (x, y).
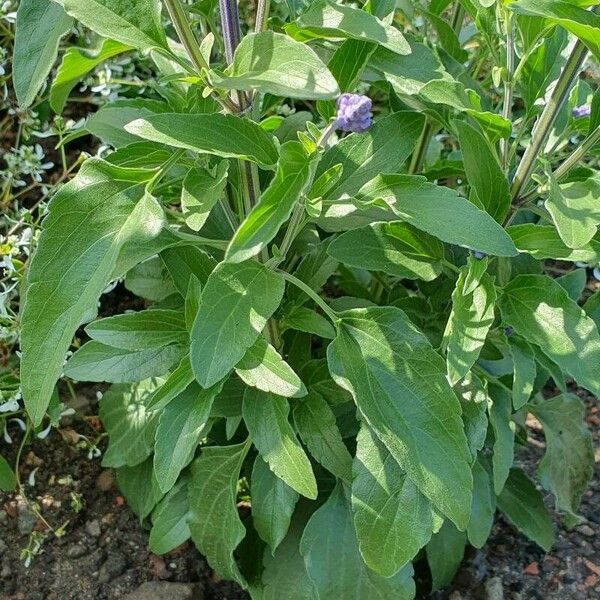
top-left (99, 379), bottom-right (160, 468)
top-left (509, 0), bottom-right (600, 61)
top-left (508, 336), bottom-right (537, 410)
top-left (530, 394), bottom-right (594, 522)
top-left (188, 441), bottom-right (251, 587)
top-left (226, 141), bottom-right (317, 263)
top-left (315, 111), bottom-right (425, 200)
top-left (125, 113), bottom-right (279, 168)
top-left (50, 39), bottom-right (132, 113)
top-left (467, 458), bottom-right (495, 549)
top-left (498, 274), bottom-right (600, 396)
top-left (53, 0), bottom-right (168, 51)
top-left (154, 381), bottom-right (223, 494)
top-left (251, 456), bottom-right (299, 553)
top-left (235, 337), bottom-right (307, 398)
top-left (356, 175), bottom-right (518, 257)
top-left (85, 309), bottom-right (187, 350)
top-left (13, 0), bottom-right (73, 108)
top-left (116, 458), bottom-right (164, 519)
top-left (293, 0), bottom-right (410, 55)
top-left (455, 120), bottom-right (510, 223)
top-left (351, 424), bottom-right (436, 576)
top-left (327, 307), bottom-right (473, 529)
top-left (190, 261), bottom-right (285, 388)
top-left (293, 391), bottom-right (353, 482)
top-left (545, 175), bottom-right (600, 249)
top-left (243, 388), bottom-right (317, 499)
top-left (65, 342), bottom-right (184, 383)
top-left (211, 31), bottom-right (339, 100)
top-left (444, 271), bottom-right (496, 384)
top-left (508, 224), bottom-right (600, 262)
top-left (149, 478), bottom-right (192, 554)
top-left (300, 484), bottom-right (416, 599)
top-left (328, 222), bottom-right (444, 281)
top-left (488, 383), bottom-right (515, 494)
top-left (456, 374), bottom-right (489, 460)
top-left (426, 521), bottom-right (466, 591)
top-left (497, 468), bottom-right (554, 552)
top-left (181, 161), bottom-right (229, 232)
top-left (20, 160), bottom-right (173, 424)
top-left (0, 455), bottom-right (16, 492)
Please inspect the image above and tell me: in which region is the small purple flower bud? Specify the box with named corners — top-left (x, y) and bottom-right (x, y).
top-left (572, 105), bottom-right (591, 118)
top-left (472, 250), bottom-right (486, 260)
top-left (336, 94), bottom-right (373, 133)
top-left (504, 326), bottom-right (514, 337)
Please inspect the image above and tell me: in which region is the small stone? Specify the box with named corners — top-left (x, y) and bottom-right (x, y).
top-left (66, 543), bottom-right (88, 558)
top-left (523, 561), bottom-right (539, 576)
top-left (98, 551), bottom-right (127, 583)
top-left (124, 582), bottom-right (204, 600)
top-left (16, 499), bottom-right (38, 535)
top-left (0, 510), bottom-right (7, 524)
top-left (484, 576), bottom-right (504, 600)
top-left (85, 519), bottom-right (101, 537)
top-left (449, 592), bottom-right (463, 600)
top-left (0, 564), bottom-right (12, 579)
top-left (577, 524), bottom-right (595, 537)
top-left (96, 470), bottom-right (115, 492)
top-left (0, 540), bottom-right (6, 556)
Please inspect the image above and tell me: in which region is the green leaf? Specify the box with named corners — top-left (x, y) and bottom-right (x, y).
top-left (456, 374), bottom-right (489, 460)
top-left (54, 0), bottom-right (168, 51)
top-left (356, 175), bottom-right (518, 257)
top-left (251, 457), bottom-right (299, 553)
top-left (508, 337), bottom-right (537, 410)
top-left (545, 175), bottom-right (600, 249)
top-left (327, 307), bottom-right (473, 529)
top-left (146, 356), bottom-right (194, 411)
top-left (226, 141), bottom-right (317, 263)
top-left (236, 337), bottom-right (307, 398)
top-left (153, 381), bottom-right (222, 494)
top-left (125, 113), bottom-right (280, 168)
top-left (243, 388), bottom-right (317, 499)
top-left (100, 380), bottom-right (160, 468)
top-left (188, 441), bottom-right (250, 586)
top-left (352, 423), bottom-right (435, 577)
top-left (293, 391), bottom-right (353, 482)
top-left (444, 271), bottom-right (496, 384)
top-left (85, 309), bottom-right (187, 350)
top-left (0, 454), bottom-right (16, 492)
top-left (281, 306), bottom-right (336, 340)
top-left (325, 39), bottom-right (377, 93)
top-left (455, 120), bottom-right (510, 223)
top-left (116, 457), bottom-right (164, 519)
top-left (190, 261), bottom-right (285, 388)
top-left (50, 39), bottom-right (131, 113)
top-left (422, 9), bottom-right (467, 62)
top-left (20, 161), bottom-right (175, 425)
top-left (181, 161), bottom-right (229, 232)
top-left (149, 478), bottom-right (192, 554)
top-left (315, 111), bottom-right (426, 199)
top-left (65, 341), bottom-right (184, 383)
top-left (293, 0), bottom-right (410, 55)
top-left (530, 394), bottom-right (594, 521)
top-left (211, 31), bottom-right (339, 100)
top-left (584, 289), bottom-right (600, 330)
top-left (497, 468), bottom-right (554, 552)
top-left (124, 256), bottom-right (176, 301)
top-left (507, 224), bottom-right (600, 262)
top-left (300, 484), bottom-right (416, 599)
top-left (556, 268), bottom-right (587, 302)
top-left (509, 0), bottom-right (600, 61)
top-left (488, 383), bottom-right (515, 494)
top-left (13, 0), bottom-right (73, 108)
top-left (426, 520), bottom-right (466, 591)
top-left (498, 274), bottom-right (600, 396)
top-left (161, 245), bottom-right (217, 296)
top-left (467, 458), bottom-right (495, 549)
top-left (328, 222), bottom-right (444, 281)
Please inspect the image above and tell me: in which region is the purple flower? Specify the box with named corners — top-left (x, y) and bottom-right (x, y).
top-left (336, 94), bottom-right (372, 133)
top-left (504, 326), bottom-right (514, 337)
top-left (472, 250), bottom-right (486, 260)
top-left (572, 105), bottom-right (591, 118)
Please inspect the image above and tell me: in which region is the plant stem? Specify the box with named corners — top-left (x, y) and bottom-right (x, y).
top-left (500, 10), bottom-right (515, 169)
top-left (450, 2), bottom-right (465, 35)
top-left (278, 271), bottom-right (339, 325)
top-left (553, 126), bottom-right (600, 181)
top-left (163, 0), bottom-right (209, 72)
top-left (409, 120), bottom-right (434, 174)
top-left (219, 0), bottom-right (243, 64)
top-left (255, 0), bottom-right (270, 32)
top-left (510, 38), bottom-right (589, 202)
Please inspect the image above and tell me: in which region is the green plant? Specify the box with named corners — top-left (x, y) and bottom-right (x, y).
top-left (13, 0), bottom-right (600, 595)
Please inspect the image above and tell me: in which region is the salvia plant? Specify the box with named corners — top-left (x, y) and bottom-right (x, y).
top-left (9, 0), bottom-right (600, 595)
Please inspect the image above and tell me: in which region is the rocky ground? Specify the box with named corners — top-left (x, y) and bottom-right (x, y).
top-left (0, 389), bottom-right (598, 600)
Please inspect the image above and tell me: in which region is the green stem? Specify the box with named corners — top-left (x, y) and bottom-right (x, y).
top-left (553, 125), bottom-right (600, 181)
top-left (409, 120), bottom-right (434, 174)
top-left (278, 271), bottom-right (339, 325)
top-left (500, 10), bottom-right (515, 170)
top-left (255, 0), bottom-right (271, 32)
top-left (510, 38), bottom-right (589, 202)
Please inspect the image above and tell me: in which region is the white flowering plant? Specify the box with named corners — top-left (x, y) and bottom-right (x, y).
top-left (10, 0), bottom-right (600, 596)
